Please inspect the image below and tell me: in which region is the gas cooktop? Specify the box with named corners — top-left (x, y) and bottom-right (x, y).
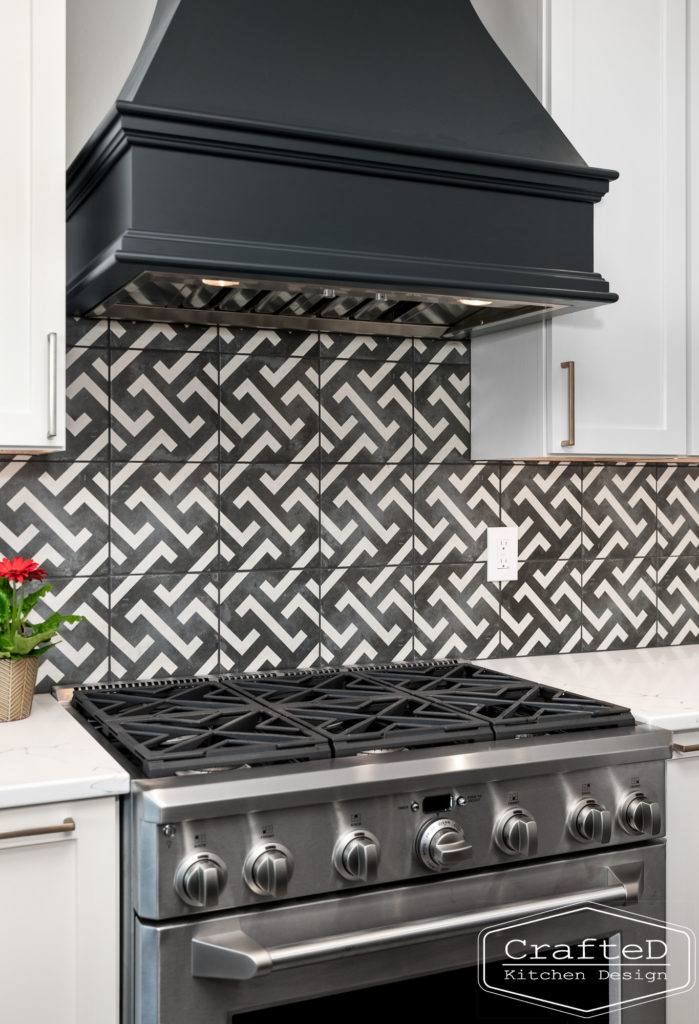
top-left (70, 661), bottom-right (634, 778)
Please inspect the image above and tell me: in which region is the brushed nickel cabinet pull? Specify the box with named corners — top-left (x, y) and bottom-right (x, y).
top-left (47, 331), bottom-right (58, 439)
top-left (0, 817), bottom-right (75, 842)
top-left (561, 360), bottom-right (575, 447)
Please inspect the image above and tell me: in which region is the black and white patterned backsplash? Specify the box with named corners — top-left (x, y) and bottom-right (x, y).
top-left (0, 318), bottom-right (696, 686)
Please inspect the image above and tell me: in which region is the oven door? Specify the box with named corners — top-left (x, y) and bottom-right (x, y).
top-left (135, 842), bottom-right (665, 1024)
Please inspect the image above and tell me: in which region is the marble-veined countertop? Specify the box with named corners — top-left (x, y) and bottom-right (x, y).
top-left (0, 694), bottom-right (129, 808)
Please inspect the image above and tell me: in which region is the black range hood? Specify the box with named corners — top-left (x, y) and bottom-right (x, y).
top-left (66, 0), bottom-right (618, 340)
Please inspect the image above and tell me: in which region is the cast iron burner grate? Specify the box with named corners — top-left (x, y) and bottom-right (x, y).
top-left (70, 661), bottom-right (634, 777)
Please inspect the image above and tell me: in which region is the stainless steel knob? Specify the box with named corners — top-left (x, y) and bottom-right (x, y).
top-left (174, 852), bottom-right (227, 908)
top-left (570, 799), bottom-right (612, 844)
top-left (333, 830), bottom-right (380, 882)
top-left (495, 809), bottom-right (538, 857)
top-left (243, 843), bottom-right (294, 897)
top-left (621, 793), bottom-right (662, 837)
top-left (417, 818), bottom-right (472, 872)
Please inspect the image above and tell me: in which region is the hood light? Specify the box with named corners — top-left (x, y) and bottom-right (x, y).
top-left (202, 277), bottom-right (239, 287)
top-left (459, 298), bottom-right (492, 307)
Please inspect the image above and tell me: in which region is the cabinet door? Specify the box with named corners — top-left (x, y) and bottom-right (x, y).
top-left (0, 798), bottom-right (118, 1024)
top-left (0, 0), bottom-right (65, 451)
top-left (547, 0), bottom-right (688, 456)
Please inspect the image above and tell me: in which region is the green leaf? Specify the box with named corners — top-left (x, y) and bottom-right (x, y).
top-left (0, 577), bottom-right (12, 600)
top-left (0, 590), bottom-right (9, 621)
top-left (29, 612), bottom-right (85, 634)
top-left (12, 629), bottom-right (60, 656)
top-left (20, 583), bottom-right (51, 616)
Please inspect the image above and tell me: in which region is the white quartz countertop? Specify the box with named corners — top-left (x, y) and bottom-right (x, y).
top-left (0, 694), bottom-right (130, 809)
top-left (478, 644), bottom-right (699, 732)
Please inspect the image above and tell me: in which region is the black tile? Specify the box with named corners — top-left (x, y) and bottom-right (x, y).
top-left (220, 326), bottom-right (318, 358)
top-left (413, 359), bottom-right (470, 462)
top-left (320, 564), bottom-right (413, 664)
top-left (220, 462), bottom-right (320, 570)
top-left (582, 557), bottom-right (657, 651)
top-left (220, 354), bottom-right (319, 462)
top-left (34, 575), bottom-right (110, 689)
top-left (320, 357), bottom-right (413, 463)
top-left (319, 331), bottom-right (413, 362)
top-left (582, 464), bottom-right (657, 559)
top-left (66, 316), bottom-right (109, 348)
top-left (501, 559), bottom-right (582, 656)
top-left (414, 338), bottom-right (470, 365)
top-left (414, 562), bottom-right (500, 660)
top-left (502, 462), bottom-right (582, 560)
top-left (110, 349), bottom-right (219, 461)
top-left (220, 569), bottom-right (320, 671)
top-left (657, 464), bottom-right (699, 557)
top-left (110, 320), bottom-right (218, 352)
top-left (320, 463), bottom-right (412, 568)
top-left (111, 462), bottom-right (219, 575)
top-left (657, 555), bottom-right (699, 645)
top-left (414, 463), bottom-right (499, 564)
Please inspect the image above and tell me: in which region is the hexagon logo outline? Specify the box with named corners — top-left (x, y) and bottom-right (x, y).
top-left (478, 902), bottom-right (695, 1018)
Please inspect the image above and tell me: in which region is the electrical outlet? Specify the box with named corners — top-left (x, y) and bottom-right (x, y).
top-left (486, 527), bottom-right (518, 582)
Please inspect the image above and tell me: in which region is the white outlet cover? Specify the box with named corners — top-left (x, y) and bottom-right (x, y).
top-left (486, 527), bottom-right (518, 582)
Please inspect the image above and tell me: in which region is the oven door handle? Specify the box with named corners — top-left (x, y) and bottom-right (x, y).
top-left (191, 865), bottom-right (642, 982)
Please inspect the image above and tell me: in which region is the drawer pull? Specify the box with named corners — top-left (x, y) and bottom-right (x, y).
top-left (47, 332), bottom-right (58, 439)
top-left (673, 743), bottom-right (699, 753)
top-left (560, 360), bottom-right (575, 447)
top-left (0, 817), bottom-right (75, 841)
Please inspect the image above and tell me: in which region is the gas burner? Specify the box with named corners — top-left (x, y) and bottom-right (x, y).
top-left (71, 661), bottom-right (635, 778)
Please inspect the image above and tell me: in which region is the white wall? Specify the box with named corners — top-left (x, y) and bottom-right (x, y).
top-left (471, 0), bottom-right (543, 96)
top-left (66, 0), bottom-right (157, 165)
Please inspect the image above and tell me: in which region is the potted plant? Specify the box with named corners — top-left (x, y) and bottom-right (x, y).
top-left (0, 556), bottom-right (85, 722)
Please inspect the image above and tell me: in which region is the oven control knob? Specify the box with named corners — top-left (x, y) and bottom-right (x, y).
top-left (243, 843), bottom-right (294, 898)
top-left (569, 799), bottom-right (612, 844)
top-left (620, 793), bottom-right (662, 837)
top-left (495, 809), bottom-right (538, 857)
top-left (333, 830), bottom-right (380, 882)
top-left (417, 819), bottom-right (472, 872)
top-left (174, 852), bottom-right (227, 908)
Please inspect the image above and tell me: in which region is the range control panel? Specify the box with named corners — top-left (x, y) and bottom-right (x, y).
top-left (136, 759), bottom-right (665, 920)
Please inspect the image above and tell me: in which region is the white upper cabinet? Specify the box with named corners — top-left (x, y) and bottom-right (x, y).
top-left (0, 0), bottom-right (66, 452)
top-left (472, 0), bottom-right (696, 458)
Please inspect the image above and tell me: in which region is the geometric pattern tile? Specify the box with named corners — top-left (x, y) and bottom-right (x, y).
top-left (221, 326), bottom-right (318, 358)
top-left (110, 571), bottom-right (219, 680)
top-left (500, 559), bottom-right (582, 657)
top-left (657, 464), bottom-right (699, 557)
top-left (35, 575), bottom-right (110, 689)
top-left (582, 463), bottom-right (657, 559)
top-left (67, 316), bottom-right (110, 348)
top-left (40, 343), bottom-right (110, 463)
top-left (320, 564), bottom-right (413, 664)
top-left (221, 354), bottom-right (319, 462)
top-left (111, 461), bottom-right (219, 575)
top-left (110, 320), bottom-right (218, 352)
top-left (319, 331), bottom-right (413, 363)
top-left (502, 462), bottom-right (582, 561)
top-left (220, 462), bottom-right (320, 570)
top-left (413, 338), bottom-right (470, 365)
top-left (0, 459), bottom-right (109, 577)
top-left (320, 358), bottom-right (413, 464)
top-left (111, 349), bottom-right (219, 462)
top-left (220, 569), bottom-right (320, 672)
top-left (413, 359), bottom-right (470, 462)
top-left (320, 463), bottom-right (412, 568)
top-left (414, 462), bottom-right (499, 564)
top-left (657, 556), bottom-right (699, 646)
top-left (581, 557), bottom-right (657, 652)
top-left (414, 562), bottom-right (500, 660)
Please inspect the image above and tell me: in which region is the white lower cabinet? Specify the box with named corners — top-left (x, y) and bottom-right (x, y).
top-left (665, 737), bottom-right (699, 1024)
top-left (0, 797), bottom-right (119, 1024)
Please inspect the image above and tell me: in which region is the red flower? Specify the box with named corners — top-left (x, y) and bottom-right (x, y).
top-left (0, 556), bottom-right (48, 584)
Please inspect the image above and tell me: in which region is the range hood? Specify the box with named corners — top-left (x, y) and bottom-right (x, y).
top-left (66, 0), bottom-right (618, 341)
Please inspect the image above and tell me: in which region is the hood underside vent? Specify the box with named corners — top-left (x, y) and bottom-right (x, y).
top-left (98, 271), bottom-right (561, 340)
top-left (67, 0), bottom-right (618, 338)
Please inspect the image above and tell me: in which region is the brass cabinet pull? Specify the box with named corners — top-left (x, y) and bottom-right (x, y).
top-left (0, 817), bottom-right (75, 841)
top-left (47, 331), bottom-right (58, 439)
top-left (673, 743), bottom-right (699, 753)
top-left (560, 360), bottom-right (575, 447)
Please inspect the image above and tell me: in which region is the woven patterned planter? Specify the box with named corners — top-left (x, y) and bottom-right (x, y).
top-left (0, 657), bottom-right (39, 722)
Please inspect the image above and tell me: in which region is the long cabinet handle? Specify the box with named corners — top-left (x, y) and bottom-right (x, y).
top-left (192, 875), bottom-right (637, 981)
top-left (673, 742), bottom-right (699, 753)
top-left (0, 817), bottom-right (75, 842)
top-left (560, 360), bottom-right (575, 447)
top-left (47, 332), bottom-right (58, 439)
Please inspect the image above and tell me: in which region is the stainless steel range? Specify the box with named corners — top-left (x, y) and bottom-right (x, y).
top-left (68, 661), bottom-right (670, 1024)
